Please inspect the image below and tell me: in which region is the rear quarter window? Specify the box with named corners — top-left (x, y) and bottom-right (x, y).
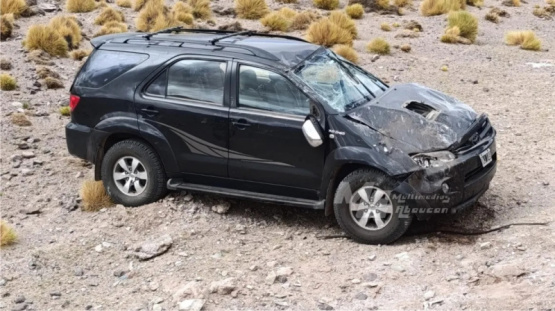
top-left (75, 50), bottom-right (148, 88)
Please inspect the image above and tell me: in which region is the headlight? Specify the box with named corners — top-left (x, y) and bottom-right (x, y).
top-left (411, 151), bottom-right (456, 168)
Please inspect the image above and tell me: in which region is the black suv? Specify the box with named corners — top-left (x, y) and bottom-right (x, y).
top-left (66, 28), bottom-right (497, 244)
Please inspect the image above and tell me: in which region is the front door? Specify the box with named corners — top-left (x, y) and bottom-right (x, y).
top-left (228, 63), bottom-right (325, 197)
top-left (136, 57), bottom-right (231, 177)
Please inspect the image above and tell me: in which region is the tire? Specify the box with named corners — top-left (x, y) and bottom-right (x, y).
top-left (101, 139), bottom-right (167, 207)
top-left (333, 168), bottom-right (412, 244)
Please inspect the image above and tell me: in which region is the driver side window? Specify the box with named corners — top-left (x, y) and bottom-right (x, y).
top-left (238, 65), bottom-right (310, 116)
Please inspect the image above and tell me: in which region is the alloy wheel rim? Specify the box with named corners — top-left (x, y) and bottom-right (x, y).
top-left (113, 156), bottom-right (148, 196)
top-left (349, 186), bottom-right (393, 231)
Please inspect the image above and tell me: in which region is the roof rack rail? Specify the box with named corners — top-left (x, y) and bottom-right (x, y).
top-left (142, 28), bottom-right (308, 43)
top-left (143, 26), bottom-right (186, 40)
top-left (210, 31), bottom-right (254, 45)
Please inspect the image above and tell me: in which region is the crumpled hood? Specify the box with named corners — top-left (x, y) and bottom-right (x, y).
top-left (347, 83), bottom-right (477, 152)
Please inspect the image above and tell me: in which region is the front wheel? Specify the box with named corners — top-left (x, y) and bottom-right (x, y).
top-left (101, 139), bottom-right (167, 207)
top-left (333, 169), bottom-right (412, 244)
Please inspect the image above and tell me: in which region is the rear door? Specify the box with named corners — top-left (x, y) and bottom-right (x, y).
top-left (136, 56), bottom-right (231, 177)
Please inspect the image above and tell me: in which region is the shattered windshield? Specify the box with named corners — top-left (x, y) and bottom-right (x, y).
top-left (294, 50), bottom-right (387, 112)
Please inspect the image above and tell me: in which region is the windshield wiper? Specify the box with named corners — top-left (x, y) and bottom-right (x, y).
top-left (344, 95), bottom-right (372, 111)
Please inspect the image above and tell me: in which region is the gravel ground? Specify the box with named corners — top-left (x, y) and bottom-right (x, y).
top-left (1, 0), bottom-right (554, 310)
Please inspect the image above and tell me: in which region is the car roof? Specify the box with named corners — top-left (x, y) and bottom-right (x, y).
top-left (92, 29), bottom-right (322, 68)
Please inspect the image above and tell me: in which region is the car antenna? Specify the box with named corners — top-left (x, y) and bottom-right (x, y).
top-left (209, 31), bottom-right (253, 45)
top-left (143, 26), bottom-right (185, 40)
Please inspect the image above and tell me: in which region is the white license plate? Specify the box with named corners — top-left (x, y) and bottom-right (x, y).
top-left (479, 148), bottom-right (492, 167)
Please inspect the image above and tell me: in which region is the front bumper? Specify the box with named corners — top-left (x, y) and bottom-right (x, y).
top-left (392, 139), bottom-right (497, 219)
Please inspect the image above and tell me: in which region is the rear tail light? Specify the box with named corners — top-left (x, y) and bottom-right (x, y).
top-left (69, 95), bottom-right (80, 112)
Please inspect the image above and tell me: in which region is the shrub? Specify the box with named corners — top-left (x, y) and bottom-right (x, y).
top-left (70, 49), bottom-right (91, 60)
top-left (377, 0), bottom-right (390, 8)
top-left (136, 1), bottom-right (172, 32)
top-left (36, 66), bottom-right (60, 79)
top-left (44, 77), bottom-right (64, 89)
top-left (277, 0), bottom-right (297, 2)
top-left (28, 50), bottom-right (54, 65)
top-left (235, 0), bottom-right (269, 19)
top-left (291, 10), bottom-right (319, 30)
top-left (49, 16), bottom-right (82, 50)
top-left (447, 10), bottom-right (478, 42)
top-left (260, 11), bottom-right (291, 31)
top-left (0, 58), bottom-right (11, 70)
top-left (440, 26), bottom-right (460, 43)
top-left (59, 106), bottom-right (71, 116)
top-left (0, 73), bottom-right (16, 90)
top-left (278, 7), bottom-right (297, 19)
top-left (66, 0), bottom-right (96, 12)
top-left (173, 2), bottom-right (194, 25)
top-left (420, 0), bottom-right (465, 16)
top-left (1, 14), bottom-right (14, 40)
top-left (1, 0), bottom-right (27, 17)
top-left (400, 44), bottom-right (411, 52)
top-left (81, 180), bottom-right (113, 211)
top-left (345, 4), bottom-right (364, 18)
top-left (116, 0), bottom-right (132, 7)
top-left (512, 0), bottom-right (520, 6)
top-left (366, 38), bottom-right (390, 55)
top-left (313, 0), bottom-right (339, 10)
top-left (394, 0), bottom-right (412, 7)
top-left (95, 6), bottom-right (125, 25)
top-left (305, 18), bottom-right (353, 47)
top-left (95, 21), bottom-right (128, 36)
top-left (0, 220), bottom-right (17, 247)
top-left (24, 25), bottom-right (69, 57)
top-left (11, 113), bottom-right (31, 126)
top-left (332, 44), bottom-right (358, 63)
top-left (505, 30), bottom-right (541, 51)
top-left (329, 11), bottom-right (357, 38)
top-left (485, 11), bottom-right (499, 23)
top-left (189, 0), bottom-right (212, 19)
top-left (467, 0), bottom-right (483, 7)
top-left (380, 22), bottom-right (391, 31)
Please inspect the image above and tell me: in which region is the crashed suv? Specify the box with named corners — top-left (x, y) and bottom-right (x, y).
top-left (65, 28), bottom-right (497, 244)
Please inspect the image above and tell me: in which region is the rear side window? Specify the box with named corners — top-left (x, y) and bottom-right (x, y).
top-left (75, 50), bottom-right (148, 88)
top-left (166, 60), bottom-right (226, 105)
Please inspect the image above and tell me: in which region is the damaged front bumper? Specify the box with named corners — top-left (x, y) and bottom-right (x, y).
top-left (391, 138), bottom-right (497, 219)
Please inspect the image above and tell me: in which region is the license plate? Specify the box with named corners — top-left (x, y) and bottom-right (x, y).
top-left (479, 148), bottom-right (492, 167)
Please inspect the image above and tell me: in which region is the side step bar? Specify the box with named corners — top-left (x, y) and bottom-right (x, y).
top-left (167, 178), bottom-right (325, 210)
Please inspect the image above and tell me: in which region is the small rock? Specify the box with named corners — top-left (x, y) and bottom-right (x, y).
top-left (354, 292), bottom-right (367, 300)
top-left (209, 278), bottom-right (236, 295)
top-left (424, 290), bottom-right (435, 300)
top-left (94, 244), bottom-right (103, 253)
top-left (113, 270), bottom-right (126, 277)
top-left (152, 304), bottom-right (162, 311)
top-left (132, 234), bottom-right (173, 261)
top-left (149, 281), bottom-right (159, 291)
top-left (265, 271), bottom-right (277, 285)
top-left (371, 55), bottom-right (380, 62)
top-left (351, 278), bottom-right (361, 284)
top-left (21, 151), bottom-right (35, 159)
top-left (11, 303), bottom-right (27, 311)
top-left (38, 3), bottom-right (57, 12)
top-left (317, 302), bottom-right (334, 310)
top-left (480, 242), bottom-right (492, 250)
top-left (211, 201), bottom-right (230, 214)
top-left (368, 254), bottom-right (376, 261)
top-left (21, 169), bottom-right (33, 176)
top-left (178, 299), bottom-right (205, 311)
top-left (14, 296), bottom-right (25, 304)
top-left (74, 268), bottom-right (84, 276)
top-left (50, 292), bottom-right (61, 298)
top-left (75, 172), bottom-right (84, 178)
top-left (173, 281), bottom-right (203, 301)
top-left (391, 264), bottom-right (405, 272)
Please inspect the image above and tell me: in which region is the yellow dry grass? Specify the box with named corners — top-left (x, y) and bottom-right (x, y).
top-left (0, 73), bottom-right (16, 90)
top-left (420, 0), bottom-right (465, 16)
top-left (291, 10), bottom-right (319, 30)
top-left (380, 22), bottom-right (392, 31)
top-left (1, 0), bottom-right (27, 17)
top-left (394, 0), bottom-right (412, 7)
top-left (95, 21), bottom-right (128, 36)
top-left (23, 25), bottom-right (68, 57)
top-left (440, 26), bottom-right (460, 43)
top-left (172, 2), bottom-right (194, 25)
top-left (95, 6), bottom-right (125, 25)
top-left (66, 0), bottom-right (96, 12)
top-left (81, 180), bottom-right (113, 212)
top-left (235, 0), bottom-right (269, 19)
top-left (328, 10), bottom-right (357, 38)
top-left (36, 66), bottom-right (60, 79)
top-left (189, 0), bottom-right (212, 19)
top-left (135, 1), bottom-right (178, 32)
top-left (49, 16), bottom-right (82, 50)
top-left (0, 220), bottom-right (17, 247)
top-left (313, 0), bottom-right (339, 10)
top-left (366, 38), bottom-right (390, 55)
top-left (377, 0), bottom-right (390, 9)
top-left (59, 106), bottom-right (71, 116)
top-left (11, 113), bottom-right (31, 126)
top-left (332, 44), bottom-right (358, 63)
top-left (70, 49), bottom-right (91, 60)
top-left (260, 11), bottom-right (292, 31)
top-left (1, 14), bottom-right (14, 40)
top-left (345, 3), bottom-right (364, 18)
top-left (305, 18), bottom-right (353, 47)
top-left (467, 0), bottom-right (483, 7)
top-left (447, 10), bottom-right (478, 42)
top-left (512, 0), bottom-right (521, 6)
top-left (505, 30), bottom-right (541, 51)
top-left (116, 0), bottom-right (132, 7)
top-left (44, 77), bottom-right (64, 89)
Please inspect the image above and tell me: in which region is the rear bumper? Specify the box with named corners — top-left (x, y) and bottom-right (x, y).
top-left (66, 122), bottom-right (92, 161)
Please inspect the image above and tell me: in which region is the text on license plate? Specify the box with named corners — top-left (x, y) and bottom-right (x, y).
top-left (479, 148), bottom-right (492, 167)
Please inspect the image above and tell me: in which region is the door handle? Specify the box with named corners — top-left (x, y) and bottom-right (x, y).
top-left (232, 119), bottom-right (251, 130)
top-left (141, 107), bottom-right (159, 116)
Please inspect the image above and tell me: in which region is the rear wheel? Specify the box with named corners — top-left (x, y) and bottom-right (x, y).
top-left (333, 168), bottom-right (412, 244)
top-left (101, 139), bottom-right (167, 206)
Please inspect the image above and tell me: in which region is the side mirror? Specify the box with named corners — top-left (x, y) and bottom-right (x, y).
top-left (302, 117), bottom-right (323, 147)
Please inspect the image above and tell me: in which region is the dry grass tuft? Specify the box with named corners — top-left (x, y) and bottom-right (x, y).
top-left (332, 44), bottom-right (358, 63)
top-left (116, 0), bottom-right (132, 8)
top-left (278, 0), bottom-right (297, 2)
top-left (446, 10), bottom-right (478, 42)
top-left (49, 16), bottom-right (82, 50)
top-left (28, 50), bottom-right (53, 65)
top-left (66, 0), bottom-right (96, 12)
top-left (135, 1), bottom-right (178, 32)
top-left (59, 106), bottom-right (71, 116)
top-left (44, 77), bottom-right (64, 89)
top-left (467, 0), bottom-right (483, 7)
top-left (329, 10), bottom-right (357, 38)
top-left (24, 25), bottom-right (69, 57)
top-left (278, 7), bottom-right (297, 19)
top-left (0, 220), bottom-right (17, 247)
top-left (485, 11), bottom-right (500, 23)
top-left (380, 22), bottom-right (392, 31)
top-left (0, 73), bottom-right (16, 90)
top-left (400, 44), bottom-right (411, 52)
top-left (189, 0), bottom-right (212, 19)
top-left (260, 11), bottom-right (292, 31)
top-left (291, 10), bottom-right (319, 30)
top-left (505, 30), bottom-right (541, 51)
top-left (81, 180), bottom-right (113, 212)
top-left (1, 0), bottom-right (27, 17)
top-left (11, 113), bottom-right (31, 126)
top-left (172, 2), bottom-right (194, 25)
top-left (70, 49), bottom-right (91, 61)
top-left (377, 0), bottom-right (390, 8)
top-left (512, 0), bottom-right (521, 6)
top-left (1, 14), bottom-right (14, 40)
top-left (313, 0), bottom-right (339, 10)
top-left (394, 0), bottom-right (412, 7)
top-left (0, 58), bottom-right (12, 70)
top-left (95, 21), bottom-right (128, 36)
top-left (235, 0), bottom-right (269, 19)
top-left (345, 3), bottom-right (364, 18)
top-left (420, 0), bottom-right (465, 16)
top-left (440, 26), bottom-right (460, 43)
top-left (306, 18), bottom-right (353, 47)
top-left (366, 38), bottom-right (390, 55)
top-left (95, 6), bottom-right (125, 25)
top-left (133, 0), bottom-right (158, 11)
top-left (36, 66), bottom-right (60, 79)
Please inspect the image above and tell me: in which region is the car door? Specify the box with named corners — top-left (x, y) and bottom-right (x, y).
top-left (136, 57), bottom-right (231, 177)
top-left (228, 61), bottom-right (325, 196)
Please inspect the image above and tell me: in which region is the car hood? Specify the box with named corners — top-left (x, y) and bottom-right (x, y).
top-left (346, 83), bottom-right (478, 152)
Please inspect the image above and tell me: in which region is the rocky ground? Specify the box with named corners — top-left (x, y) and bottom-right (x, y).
top-left (1, 0), bottom-right (555, 310)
